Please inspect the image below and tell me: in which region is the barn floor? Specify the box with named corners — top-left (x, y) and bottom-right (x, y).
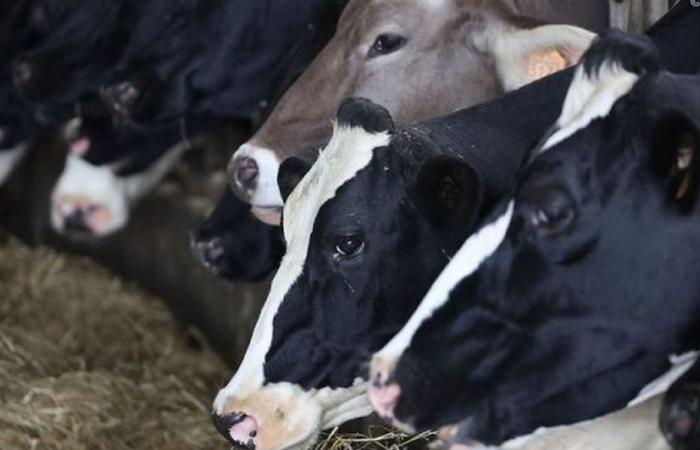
top-left (0, 234), bottom-right (432, 450)
top-left (0, 234), bottom-right (227, 450)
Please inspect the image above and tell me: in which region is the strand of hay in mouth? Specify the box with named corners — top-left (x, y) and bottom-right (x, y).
top-left (315, 427), bottom-right (436, 450)
top-left (0, 234), bottom-right (227, 450)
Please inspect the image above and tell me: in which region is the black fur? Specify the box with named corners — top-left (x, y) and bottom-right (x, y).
top-left (388, 34), bottom-right (700, 445)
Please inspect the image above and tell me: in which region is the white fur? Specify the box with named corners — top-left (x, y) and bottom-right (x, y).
top-left (539, 61), bottom-right (640, 153)
top-left (214, 124), bottom-right (390, 430)
top-left (51, 139), bottom-right (190, 236)
top-left (0, 144), bottom-right (28, 186)
top-left (371, 201), bottom-right (514, 381)
top-left (231, 144), bottom-right (284, 209)
top-left (487, 25), bottom-right (596, 91)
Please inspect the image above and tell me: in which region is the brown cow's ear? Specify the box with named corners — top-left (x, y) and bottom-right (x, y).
top-left (278, 157), bottom-right (312, 202)
top-left (651, 111), bottom-right (700, 209)
top-left (413, 155), bottom-right (484, 230)
top-left (489, 25), bottom-right (596, 91)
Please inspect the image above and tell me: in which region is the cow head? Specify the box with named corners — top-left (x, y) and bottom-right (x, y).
top-left (368, 31), bottom-right (700, 446)
top-left (212, 97), bottom-right (490, 450)
top-left (228, 0), bottom-right (599, 224)
top-left (12, 0), bottom-right (124, 109)
top-left (50, 116), bottom-right (186, 237)
top-left (191, 188), bottom-right (286, 281)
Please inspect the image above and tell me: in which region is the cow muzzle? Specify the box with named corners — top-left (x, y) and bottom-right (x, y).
top-left (213, 384), bottom-right (323, 450)
top-left (368, 354), bottom-right (414, 432)
top-left (228, 144), bottom-right (283, 225)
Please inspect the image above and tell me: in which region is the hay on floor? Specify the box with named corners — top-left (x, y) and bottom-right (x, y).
top-left (0, 236), bottom-right (227, 450)
top-left (0, 235), bottom-right (431, 450)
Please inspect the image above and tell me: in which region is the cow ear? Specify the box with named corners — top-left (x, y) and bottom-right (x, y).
top-left (337, 97), bottom-right (395, 133)
top-left (489, 25), bottom-right (596, 91)
top-left (651, 111), bottom-right (700, 209)
top-left (413, 155), bottom-right (484, 229)
top-left (278, 157), bottom-right (312, 202)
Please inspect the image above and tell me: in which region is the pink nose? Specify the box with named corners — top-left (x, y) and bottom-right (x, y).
top-left (369, 381), bottom-right (402, 419)
top-left (230, 415), bottom-right (258, 447)
top-left (213, 412), bottom-right (258, 448)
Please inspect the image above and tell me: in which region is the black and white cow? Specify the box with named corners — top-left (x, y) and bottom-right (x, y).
top-left (194, 0), bottom-right (599, 280)
top-left (192, 0), bottom-right (349, 281)
top-left (11, 0), bottom-right (138, 117)
top-left (211, 4), bottom-right (700, 450)
top-left (101, 0), bottom-right (344, 126)
top-left (48, 0), bottom-right (347, 238)
top-left (49, 115), bottom-right (188, 236)
top-left (191, 189), bottom-right (285, 281)
top-left (367, 30), bottom-right (700, 449)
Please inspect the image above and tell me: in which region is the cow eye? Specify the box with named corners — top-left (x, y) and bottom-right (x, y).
top-left (335, 234), bottom-right (365, 258)
top-left (529, 192), bottom-right (575, 234)
top-left (368, 34), bottom-right (406, 58)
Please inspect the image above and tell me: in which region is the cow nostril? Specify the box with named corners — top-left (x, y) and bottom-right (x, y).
top-left (234, 157), bottom-right (259, 189)
top-left (63, 210), bottom-right (92, 234)
top-left (212, 412), bottom-right (258, 449)
top-left (102, 82), bottom-right (139, 115)
top-left (369, 381), bottom-right (402, 419)
top-left (115, 82), bottom-right (139, 107)
top-left (195, 237), bottom-right (225, 269)
top-left (12, 61), bottom-right (32, 85)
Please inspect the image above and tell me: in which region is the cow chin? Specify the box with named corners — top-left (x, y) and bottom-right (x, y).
top-left (214, 381), bottom-right (372, 450)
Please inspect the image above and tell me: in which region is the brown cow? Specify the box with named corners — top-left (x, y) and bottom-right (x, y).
top-left (228, 0), bottom-right (607, 224)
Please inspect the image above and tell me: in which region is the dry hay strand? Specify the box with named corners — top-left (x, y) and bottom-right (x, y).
top-left (0, 235), bottom-right (227, 450)
top-left (315, 427), bottom-right (436, 450)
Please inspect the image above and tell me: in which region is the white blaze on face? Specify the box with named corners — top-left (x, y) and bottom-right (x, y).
top-left (214, 124), bottom-right (390, 450)
top-left (370, 201), bottom-right (515, 385)
top-left (538, 60), bottom-right (641, 154)
top-left (231, 144), bottom-right (285, 211)
top-left (0, 143), bottom-right (28, 186)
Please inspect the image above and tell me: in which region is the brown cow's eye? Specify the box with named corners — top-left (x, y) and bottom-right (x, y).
top-left (335, 234), bottom-right (365, 258)
top-left (368, 34), bottom-right (406, 58)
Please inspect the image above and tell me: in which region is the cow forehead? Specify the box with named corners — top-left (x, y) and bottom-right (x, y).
top-left (283, 124), bottom-right (391, 248)
top-left (343, 0), bottom-right (452, 33)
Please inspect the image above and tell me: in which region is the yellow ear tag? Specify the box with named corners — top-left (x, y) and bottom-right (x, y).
top-left (526, 49), bottom-right (567, 83)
